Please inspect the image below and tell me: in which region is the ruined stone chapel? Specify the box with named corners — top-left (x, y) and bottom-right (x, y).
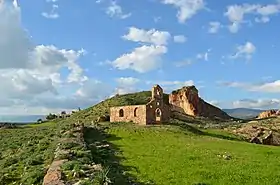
top-left (110, 85), bottom-right (170, 125)
top-left (110, 84), bottom-right (232, 125)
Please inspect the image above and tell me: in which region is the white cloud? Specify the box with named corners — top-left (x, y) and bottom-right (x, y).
top-left (106, 1), bottom-right (131, 19)
top-left (0, 1), bottom-right (98, 115)
top-left (219, 80), bottom-right (280, 93)
top-left (112, 77), bottom-right (141, 95)
top-left (161, 0), bottom-right (205, 23)
top-left (232, 99), bottom-right (280, 109)
top-left (31, 45), bottom-right (87, 83)
top-left (224, 2), bottom-right (280, 33)
top-left (196, 49), bottom-right (211, 61)
top-left (208, 21), bottom-right (222, 33)
top-left (76, 79), bottom-right (111, 98)
top-left (111, 45), bottom-right (167, 73)
top-left (42, 4), bottom-right (59, 19)
top-left (146, 80), bottom-right (194, 92)
top-left (173, 35), bottom-right (187, 43)
top-left (0, 1), bottom-right (32, 69)
top-left (230, 42), bottom-right (256, 60)
top-left (0, 69), bottom-right (57, 99)
top-left (122, 27), bottom-right (171, 46)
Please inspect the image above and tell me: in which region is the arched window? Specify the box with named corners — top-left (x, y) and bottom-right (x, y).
top-left (155, 108), bottom-right (161, 117)
top-left (134, 108), bottom-right (138, 117)
top-left (119, 109), bottom-right (124, 117)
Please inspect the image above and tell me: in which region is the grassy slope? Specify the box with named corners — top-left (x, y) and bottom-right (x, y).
top-left (0, 123), bottom-right (58, 185)
top-left (102, 124), bottom-right (280, 185)
top-left (1, 90), bottom-right (279, 184)
top-left (70, 91), bottom-right (169, 123)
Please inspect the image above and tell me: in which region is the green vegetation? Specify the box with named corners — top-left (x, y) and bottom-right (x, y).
top-left (0, 124), bottom-right (57, 185)
top-left (1, 91), bottom-right (280, 184)
top-left (46, 113), bottom-right (58, 120)
top-left (92, 123), bottom-right (280, 185)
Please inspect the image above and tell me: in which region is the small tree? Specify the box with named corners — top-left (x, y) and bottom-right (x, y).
top-left (37, 118), bottom-right (42, 124)
top-left (46, 113), bottom-right (57, 120)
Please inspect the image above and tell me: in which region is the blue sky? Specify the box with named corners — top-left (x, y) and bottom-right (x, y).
top-left (0, 0), bottom-right (280, 115)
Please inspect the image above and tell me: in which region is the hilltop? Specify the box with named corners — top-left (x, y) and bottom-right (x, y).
top-left (69, 85), bottom-right (232, 124)
top-left (69, 91), bottom-right (169, 123)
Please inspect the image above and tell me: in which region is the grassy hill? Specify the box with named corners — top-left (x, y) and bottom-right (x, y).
top-left (2, 92), bottom-right (280, 184)
top-left (69, 91), bottom-right (169, 123)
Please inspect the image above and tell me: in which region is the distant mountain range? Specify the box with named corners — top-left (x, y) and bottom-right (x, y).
top-left (0, 115), bottom-right (46, 123)
top-left (222, 108), bottom-right (265, 119)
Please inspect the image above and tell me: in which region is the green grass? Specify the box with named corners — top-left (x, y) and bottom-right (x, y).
top-left (88, 123), bottom-right (280, 185)
top-left (0, 124), bottom-right (58, 185)
top-left (26, 121), bottom-right (57, 127)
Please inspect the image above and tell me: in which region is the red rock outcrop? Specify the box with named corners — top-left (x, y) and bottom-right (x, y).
top-left (257, 109), bottom-right (280, 119)
top-left (169, 86), bottom-right (231, 120)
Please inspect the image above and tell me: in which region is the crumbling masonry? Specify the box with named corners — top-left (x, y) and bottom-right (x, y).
top-left (110, 85), bottom-right (170, 125)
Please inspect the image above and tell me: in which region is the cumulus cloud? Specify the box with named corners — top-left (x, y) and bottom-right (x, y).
top-left (208, 21), bottom-right (222, 33)
top-left (230, 42), bottom-right (256, 60)
top-left (111, 45), bottom-right (167, 73)
top-left (224, 2), bottom-right (280, 33)
top-left (219, 80), bottom-right (280, 93)
top-left (161, 0), bottom-right (205, 23)
top-left (122, 27), bottom-right (171, 46)
top-left (173, 35), bottom-right (187, 43)
top-left (106, 1), bottom-right (131, 19)
top-left (0, 1), bottom-right (32, 69)
top-left (0, 1), bottom-right (101, 115)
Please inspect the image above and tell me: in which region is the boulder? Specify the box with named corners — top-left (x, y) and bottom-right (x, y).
top-left (257, 109), bottom-right (278, 119)
top-left (96, 115), bottom-right (110, 122)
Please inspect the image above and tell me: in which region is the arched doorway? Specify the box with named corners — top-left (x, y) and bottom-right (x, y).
top-left (155, 108), bottom-right (162, 122)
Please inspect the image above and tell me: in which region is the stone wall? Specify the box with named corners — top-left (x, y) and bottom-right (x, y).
top-left (109, 84), bottom-right (170, 125)
top-left (110, 105), bottom-right (146, 125)
top-left (169, 86), bottom-right (231, 120)
top-left (145, 101), bottom-right (170, 124)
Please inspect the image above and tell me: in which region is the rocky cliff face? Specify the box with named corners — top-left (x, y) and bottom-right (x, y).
top-left (169, 86), bottom-right (231, 120)
top-left (257, 110), bottom-right (280, 119)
